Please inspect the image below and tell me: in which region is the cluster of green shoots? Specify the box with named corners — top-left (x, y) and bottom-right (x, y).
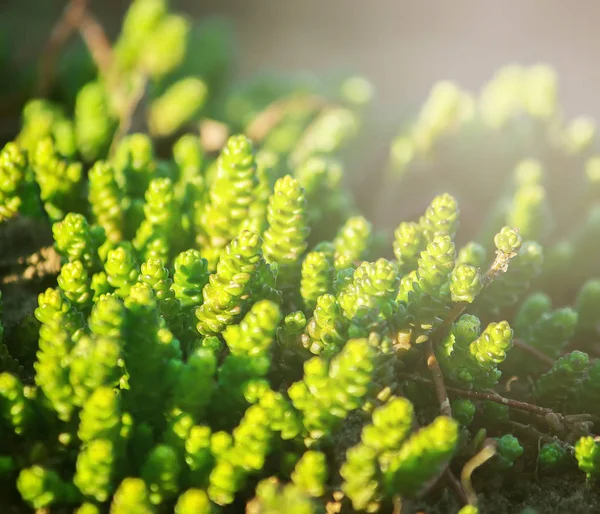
top-left (0, 1), bottom-right (600, 514)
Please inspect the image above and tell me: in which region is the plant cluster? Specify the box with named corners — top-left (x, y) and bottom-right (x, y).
top-left (1, 1), bottom-right (600, 514)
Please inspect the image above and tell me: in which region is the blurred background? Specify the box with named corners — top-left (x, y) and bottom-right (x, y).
top-left (2, 0), bottom-right (600, 237)
top-left (5, 0), bottom-right (600, 118)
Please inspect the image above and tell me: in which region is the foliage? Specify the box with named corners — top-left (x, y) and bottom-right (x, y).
top-left (0, 2), bottom-right (599, 514)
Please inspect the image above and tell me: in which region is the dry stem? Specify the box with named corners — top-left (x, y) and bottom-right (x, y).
top-left (399, 371), bottom-right (552, 416)
top-left (509, 420), bottom-right (561, 446)
top-left (423, 339), bottom-right (468, 505)
top-left (430, 245), bottom-right (519, 344)
top-left (37, 0), bottom-right (88, 96)
top-left (513, 338), bottom-right (555, 368)
top-left (398, 372), bottom-right (591, 435)
top-left (37, 0), bottom-right (113, 96)
top-left (425, 340), bottom-right (452, 417)
top-left (246, 94), bottom-right (327, 142)
top-left (78, 10), bottom-right (113, 76)
top-left (445, 469), bottom-right (469, 506)
top-left (109, 75), bottom-right (149, 156)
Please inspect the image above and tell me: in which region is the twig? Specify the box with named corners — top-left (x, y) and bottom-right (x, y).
top-left (397, 372), bottom-right (589, 424)
top-left (78, 10), bottom-right (113, 77)
top-left (433, 301), bottom-right (469, 342)
top-left (509, 420), bottom-right (561, 446)
top-left (245, 94), bottom-right (326, 142)
top-left (288, 103), bottom-right (346, 167)
top-left (401, 371), bottom-right (594, 443)
top-left (425, 340), bottom-right (452, 417)
top-left (461, 440), bottom-right (497, 506)
top-left (423, 343), bottom-right (469, 505)
top-left (37, 0), bottom-right (88, 96)
top-left (445, 469), bottom-right (469, 506)
top-left (513, 338), bottom-right (555, 368)
top-left (429, 243), bottom-right (520, 346)
top-left (109, 75), bottom-right (148, 156)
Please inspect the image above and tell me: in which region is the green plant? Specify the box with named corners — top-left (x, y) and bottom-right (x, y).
top-left (0, 2), bottom-right (600, 514)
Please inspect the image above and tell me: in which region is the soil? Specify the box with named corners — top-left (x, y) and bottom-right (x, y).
top-left (0, 216), bottom-right (60, 379)
top-left (0, 216), bottom-right (59, 311)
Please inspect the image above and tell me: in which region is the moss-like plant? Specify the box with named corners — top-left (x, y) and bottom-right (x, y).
top-left (1, 5), bottom-right (600, 513)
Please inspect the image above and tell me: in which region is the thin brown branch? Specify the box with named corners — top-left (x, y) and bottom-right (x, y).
top-left (428, 243), bottom-right (519, 346)
top-left (513, 338), bottom-right (555, 368)
top-left (288, 102), bottom-right (346, 167)
top-left (400, 371), bottom-right (594, 442)
top-left (509, 420), bottom-right (561, 446)
top-left (109, 75), bottom-right (148, 156)
top-left (445, 469), bottom-right (469, 506)
top-left (37, 0), bottom-right (88, 96)
top-left (78, 10), bottom-right (113, 76)
top-left (425, 340), bottom-right (452, 417)
top-left (433, 301), bottom-right (468, 341)
top-left (245, 94), bottom-right (327, 142)
top-left (423, 343), bottom-right (469, 505)
top-left (398, 372), bottom-right (564, 419)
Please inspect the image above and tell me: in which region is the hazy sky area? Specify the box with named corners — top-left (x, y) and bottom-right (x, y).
top-left (7, 0), bottom-right (600, 120)
top-left (4, 0), bottom-right (598, 229)
top-left (185, 0), bottom-right (600, 123)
